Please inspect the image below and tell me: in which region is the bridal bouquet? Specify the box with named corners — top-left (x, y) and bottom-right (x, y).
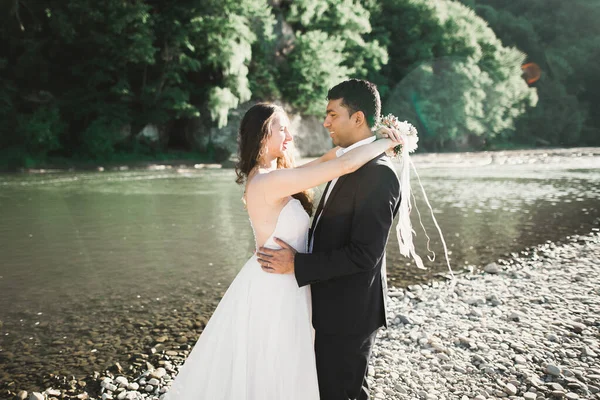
top-left (374, 114), bottom-right (419, 158)
top-left (373, 114), bottom-right (453, 279)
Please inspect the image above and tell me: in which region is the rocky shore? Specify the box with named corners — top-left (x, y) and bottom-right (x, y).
top-left (369, 232), bottom-right (600, 400)
top-left (7, 231), bottom-right (600, 400)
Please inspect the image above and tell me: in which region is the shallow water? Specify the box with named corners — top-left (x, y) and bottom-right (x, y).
top-left (0, 149), bottom-right (599, 392)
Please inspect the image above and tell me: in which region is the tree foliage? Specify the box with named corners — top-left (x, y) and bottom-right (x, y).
top-left (457, 0), bottom-right (600, 146)
top-left (276, 0), bottom-right (387, 115)
top-left (0, 0), bottom-right (596, 168)
top-left (0, 0), bottom-right (272, 165)
top-left (369, 0), bottom-right (537, 150)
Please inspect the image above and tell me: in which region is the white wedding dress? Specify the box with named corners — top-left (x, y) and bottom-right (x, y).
top-left (163, 198), bottom-right (320, 400)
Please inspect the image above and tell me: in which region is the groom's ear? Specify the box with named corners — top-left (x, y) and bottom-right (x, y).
top-left (353, 111), bottom-right (366, 127)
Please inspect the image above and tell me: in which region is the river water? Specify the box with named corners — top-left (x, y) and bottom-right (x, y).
top-left (0, 148), bottom-right (599, 393)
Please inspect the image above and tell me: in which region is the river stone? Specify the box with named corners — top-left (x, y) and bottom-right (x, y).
top-left (395, 384), bottom-right (407, 394)
top-left (105, 383), bottom-right (117, 392)
top-left (566, 382), bottom-right (586, 391)
top-left (101, 378), bottom-right (113, 386)
top-left (484, 262), bottom-right (500, 274)
top-left (504, 383), bottom-right (518, 395)
top-left (569, 322), bottom-right (586, 333)
top-left (150, 367), bottom-right (167, 379)
top-left (28, 393), bottom-right (44, 400)
top-left (546, 364), bottom-right (562, 376)
top-left (547, 333), bottom-right (559, 342)
top-left (582, 346), bottom-right (597, 357)
top-left (515, 355), bottom-right (527, 364)
top-left (115, 377), bottom-right (128, 386)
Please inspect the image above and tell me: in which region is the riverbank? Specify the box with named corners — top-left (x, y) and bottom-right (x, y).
top-left (4, 147), bottom-right (600, 174)
top-left (368, 232), bottom-right (600, 400)
top-left (7, 231), bottom-right (598, 400)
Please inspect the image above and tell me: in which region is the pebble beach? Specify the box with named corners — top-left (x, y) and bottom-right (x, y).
top-left (10, 231), bottom-right (599, 400)
top-left (368, 232), bottom-right (600, 400)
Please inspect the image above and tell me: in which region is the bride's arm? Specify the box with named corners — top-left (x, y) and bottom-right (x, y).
top-left (296, 126), bottom-right (392, 169)
top-left (257, 137), bottom-right (400, 203)
top-left (296, 146), bottom-right (341, 168)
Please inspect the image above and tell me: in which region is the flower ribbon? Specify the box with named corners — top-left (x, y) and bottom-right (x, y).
top-left (373, 114), bottom-right (454, 279)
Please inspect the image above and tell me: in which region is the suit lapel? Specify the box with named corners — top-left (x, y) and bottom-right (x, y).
top-left (318, 155), bottom-right (386, 220)
top-left (318, 174), bottom-right (349, 220)
top-left (308, 180), bottom-right (330, 245)
top-left (310, 182), bottom-right (330, 230)
top-left (310, 153), bottom-right (383, 245)
top-left (309, 175), bottom-right (350, 247)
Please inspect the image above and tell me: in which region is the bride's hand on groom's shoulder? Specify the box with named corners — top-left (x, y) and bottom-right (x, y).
top-left (257, 238), bottom-right (296, 275)
top-left (375, 127), bottom-right (403, 147)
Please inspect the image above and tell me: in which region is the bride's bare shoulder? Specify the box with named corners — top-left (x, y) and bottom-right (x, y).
top-left (245, 169), bottom-right (273, 194)
top-left (252, 167), bottom-right (295, 185)
top-left (247, 168), bottom-right (293, 205)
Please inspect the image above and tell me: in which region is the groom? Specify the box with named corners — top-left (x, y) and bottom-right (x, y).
top-left (258, 79), bottom-right (401, 400)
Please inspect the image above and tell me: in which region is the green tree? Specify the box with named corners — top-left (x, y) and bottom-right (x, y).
top-left (0, 57), bottom-right (16, 149)
top-left (279, 0), bottom-right (387, 115)
top-left (283, 30), bottom-right (353, 116)
top-left (0, 0), bottom-right (273, 165)
top-left (458, 0), bottom-right (600, 146)
top-left (370, 0), bottom-right (537, 150)
top-left (1, 0), bottom-right (156, 158)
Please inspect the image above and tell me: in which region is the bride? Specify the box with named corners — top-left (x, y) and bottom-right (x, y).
top-left (163, 103), bottom-right (400, 399)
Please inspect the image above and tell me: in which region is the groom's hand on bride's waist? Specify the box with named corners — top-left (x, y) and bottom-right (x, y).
top-left (257, 238), bottom-right (296, 274)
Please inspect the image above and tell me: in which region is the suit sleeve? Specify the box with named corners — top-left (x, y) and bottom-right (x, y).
top-left (294, 164), bottom-right (400, 287)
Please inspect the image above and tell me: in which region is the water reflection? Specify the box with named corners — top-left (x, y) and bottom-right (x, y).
top-left (385, 169), bottom-right (600, 284)
top-left (1, 171), bottom-right (254, 305)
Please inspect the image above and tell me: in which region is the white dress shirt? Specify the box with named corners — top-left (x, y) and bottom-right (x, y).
top-left (309, 136), bottom-right (377, 252)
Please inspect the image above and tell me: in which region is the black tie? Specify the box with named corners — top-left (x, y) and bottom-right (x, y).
top-left (308, 180), bottom-right (332, 246)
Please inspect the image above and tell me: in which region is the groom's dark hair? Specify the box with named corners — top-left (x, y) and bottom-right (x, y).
top-left (327, 79), bottom-right (381, 128)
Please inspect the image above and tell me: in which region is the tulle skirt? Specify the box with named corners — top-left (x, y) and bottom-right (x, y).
top-left (163, 255), bottom-right (320, 400)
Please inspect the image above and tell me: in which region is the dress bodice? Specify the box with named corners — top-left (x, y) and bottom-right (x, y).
top-left (253, 198), bottom-right (309, 253)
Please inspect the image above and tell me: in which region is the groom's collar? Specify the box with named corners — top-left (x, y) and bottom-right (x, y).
top-left (336, 135), bottom-right (376, 158)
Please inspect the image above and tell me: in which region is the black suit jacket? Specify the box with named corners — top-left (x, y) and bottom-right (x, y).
top-left (295, 154), bottom-right (401, 336)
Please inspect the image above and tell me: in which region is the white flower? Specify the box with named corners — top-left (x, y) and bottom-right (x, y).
top-left (374, 114), bottom-right (419, 156)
